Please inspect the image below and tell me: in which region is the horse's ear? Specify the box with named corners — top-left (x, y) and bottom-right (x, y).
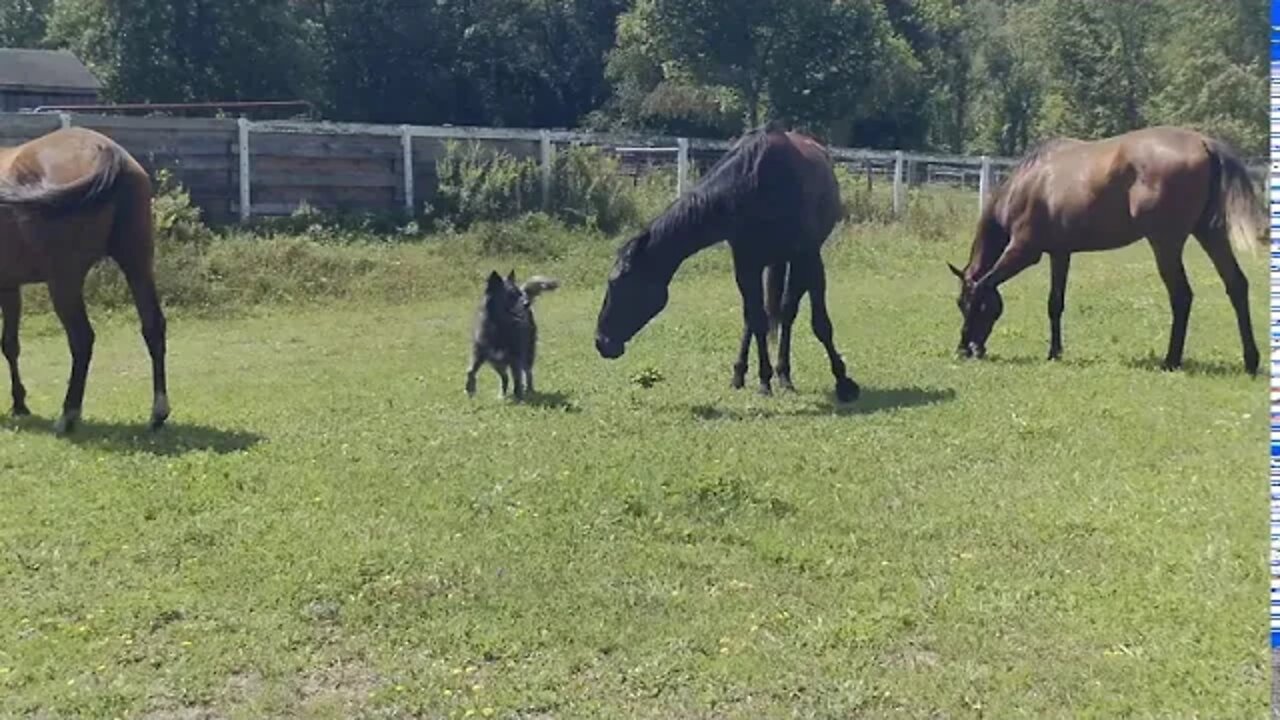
top-left (486, 271), bottom-right (503, 292)
top-left (947, 262), bottom-right (965, 279)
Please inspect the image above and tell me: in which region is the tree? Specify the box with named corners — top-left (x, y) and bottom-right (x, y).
top-left (1034, 0), bottom-right (1157, 140)
top-left (47, 0), bottom-right (311, 103)
top-left (1145, 0), bottom-right (1267, 155)
top-left (0, 0), bottom-right (52, 47)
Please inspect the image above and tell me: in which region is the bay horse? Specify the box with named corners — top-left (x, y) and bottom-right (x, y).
top-left (950, 126), bottom-right (1265, 374)
top-left (595, 123), bottom-right (859, 402)
top-left (0, 126), bottom-right (169, 433)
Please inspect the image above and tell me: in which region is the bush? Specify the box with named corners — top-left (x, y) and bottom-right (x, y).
top-left (432, 140), bottom-right (540, 229)
top-left (151, 168), bottom-right (216, 247)
top-left (432, 140), bottom-right (639, 234)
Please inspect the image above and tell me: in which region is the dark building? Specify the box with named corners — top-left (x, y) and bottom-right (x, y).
top-left (0, 48), bottom-right (102, 112)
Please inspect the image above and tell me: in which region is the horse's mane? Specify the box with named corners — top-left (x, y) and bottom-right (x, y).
top-left (617, 122), bottom-right (786, 265)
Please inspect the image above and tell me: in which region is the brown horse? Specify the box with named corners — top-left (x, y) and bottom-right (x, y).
top-left (950, 125), bottom-right (1265, 374)
top-left (0, 126), bottom-right (169, 433)
top-left (595, 123), bottom-right (859, 402)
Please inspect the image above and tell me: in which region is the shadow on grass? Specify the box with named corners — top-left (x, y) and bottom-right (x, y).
top-left (1123, 353), bottom-right (1252, 379)
top-left (519, 391), bottom-right (582, 413)
top-left (688, 385), bottom-right (956, 421)
top-left (2, 415), bottom-right (263, 456)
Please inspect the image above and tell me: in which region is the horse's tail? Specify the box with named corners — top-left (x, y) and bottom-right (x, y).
top-left (0, 142), bottom-right (125, 213)
top-left (764, 261), bottom-right (786, 339)
top-left (1201, 137), bottom-right (1265, 257)
top-left (520, 275), bottom-right (560, 301)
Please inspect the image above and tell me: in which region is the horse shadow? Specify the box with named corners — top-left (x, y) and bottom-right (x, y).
top-left (3, 415), bottom-right (264, 457)
top-left (688, 385), bottom-right (956, 421)
top-left (1123, 354), bottom-right (1251, 378)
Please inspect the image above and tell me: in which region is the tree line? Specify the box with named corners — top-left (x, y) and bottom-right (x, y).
top-left (1, 0), bottom-right (1266, 155)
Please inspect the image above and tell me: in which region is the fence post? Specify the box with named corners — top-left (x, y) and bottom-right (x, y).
top-left (539, 130), bottom-right (553, 208)
top-left (892, 150), bottom-right (905, 218)
top-left (400, 125), bottom-right (415, 217)
top-left (978, 155), bottom-right (991, 215)
top-left (237, 117), bottom-right (251, 222)
top-left (676, 137), bottom-right (690, 198)
top-left (58, 112), bottom-right (71, 129)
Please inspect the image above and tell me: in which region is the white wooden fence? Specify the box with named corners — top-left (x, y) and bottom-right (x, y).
top-left (0, 111), bottom-right (1267, 225)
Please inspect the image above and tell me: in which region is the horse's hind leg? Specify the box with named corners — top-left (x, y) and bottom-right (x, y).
top-left (47, 277), bottom-right (95, 434)
top-left (775, 263), bottom-right (807, 392)
top-left (731, 328), bottom-right (750, 389)
top-left (0, 288), bottom-right (29, 416)
top-left (1194, 230), bottom-right (1259, 375)
top-left (804, 255), bottom-right (859, 403)
top-left (1150, 237), bottom-right (1193, 371)
top-left (117, 258), bottom-right (169, 429)
top-left (733, 258), bottom-right (774, 395)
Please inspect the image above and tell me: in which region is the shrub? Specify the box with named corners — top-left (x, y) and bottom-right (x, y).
top-left (151, 168), bottom-right (216, 246)
top-left (432, 140), bottom-right (639, 234)
top-left (433, 140), bottom-right (540, 228)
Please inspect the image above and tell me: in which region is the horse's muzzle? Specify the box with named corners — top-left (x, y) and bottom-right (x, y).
top-left (596, 335), bottom-right (625, 359)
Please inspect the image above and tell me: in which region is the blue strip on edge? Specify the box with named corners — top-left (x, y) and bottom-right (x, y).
top-left (1270, 2), bottom-right (1279, 651)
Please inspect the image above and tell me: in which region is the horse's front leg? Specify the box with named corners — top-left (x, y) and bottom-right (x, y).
top-left (0, 288), bottom-right (29, 416)
top-left (1047, 253), bottom-right (1071, 361)
top-left (733, 259), bottom-right (773, 396)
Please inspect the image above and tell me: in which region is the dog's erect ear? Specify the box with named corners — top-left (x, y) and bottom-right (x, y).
top-left (506, 269), bottom-right (517, 285)
top-left (947, 262), bottom-right (965, 280)
top-left (486, 271), bottom-right (503, 293)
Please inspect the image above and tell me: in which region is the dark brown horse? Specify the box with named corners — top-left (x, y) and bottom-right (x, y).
top-left (950, 126), bottom-right (1264, 374)
top-left (0, 126), bottom-right (169, 433)
top-left (595, 123), bottom-right (859, 402)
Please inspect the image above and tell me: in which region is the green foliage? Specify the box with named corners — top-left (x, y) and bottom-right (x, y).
top-left (432, 141), bottom-right (541, 229)
top-left (47, 0), bottom-right (309, 104)
top-left (0, 0), bottom-right (50, 46)
top-left (9, 0), bottom-right (1267, 161)
top-left (433, 141), bottom-right (639, 235)
top-left (150, 169), bottom-right (214, 247)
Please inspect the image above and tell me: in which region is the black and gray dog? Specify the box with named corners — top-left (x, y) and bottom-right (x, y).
top-left (465, 270), bottom-right (560, 400)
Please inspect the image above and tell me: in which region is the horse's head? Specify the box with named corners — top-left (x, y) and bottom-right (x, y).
top-left (949, 262), bottom-right (1003, 358)
top-left (596, 230), bottom-right (669, 359)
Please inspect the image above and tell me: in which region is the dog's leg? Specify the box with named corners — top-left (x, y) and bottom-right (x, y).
top-left (494, 364), bottom-right (510, 398)
top-left (511, 363), bottom-right (525, 400)
top-left (464, 352), bottom-right (484, 397)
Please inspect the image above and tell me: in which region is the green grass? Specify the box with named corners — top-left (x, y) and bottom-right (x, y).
top-left (0, 221), bottom-right (1268, 719)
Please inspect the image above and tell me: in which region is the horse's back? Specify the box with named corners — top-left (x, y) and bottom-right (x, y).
top-left (1006, 126), bottom-right (1213, 250)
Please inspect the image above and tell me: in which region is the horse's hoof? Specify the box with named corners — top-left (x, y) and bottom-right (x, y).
top-left (12, 404), bottom-right (30, 418)
top-left (730, 374), bottom-right (745, 390)
top-left (1047, 350), bottom-right (1062, 361)
top-left (835, 377), bottom-right (860, 404)
top-left (777, 377), bottom-right (796, 392)
top-left (1160, 361), bottom-right (1181, 373)
top-left (757, 383), bottom-right (772, 397)
top-left (53, 410), bottom-right (79, 436)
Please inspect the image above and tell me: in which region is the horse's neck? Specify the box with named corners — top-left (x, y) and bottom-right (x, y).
top-left (648, 194), bottom-right (726, 278)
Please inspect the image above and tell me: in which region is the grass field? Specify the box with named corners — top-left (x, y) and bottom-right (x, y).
top-left (0, 222), bottom-right (1269, 719)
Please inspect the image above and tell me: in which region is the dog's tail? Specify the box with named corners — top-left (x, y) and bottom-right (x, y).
top-left (520, 275), bottom-right (560, 301)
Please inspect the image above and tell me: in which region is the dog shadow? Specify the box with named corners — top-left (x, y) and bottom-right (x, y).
top-left (518, 391), bottom-right (582, 413)
top-left (3, 415), bottom-right (264, 457)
